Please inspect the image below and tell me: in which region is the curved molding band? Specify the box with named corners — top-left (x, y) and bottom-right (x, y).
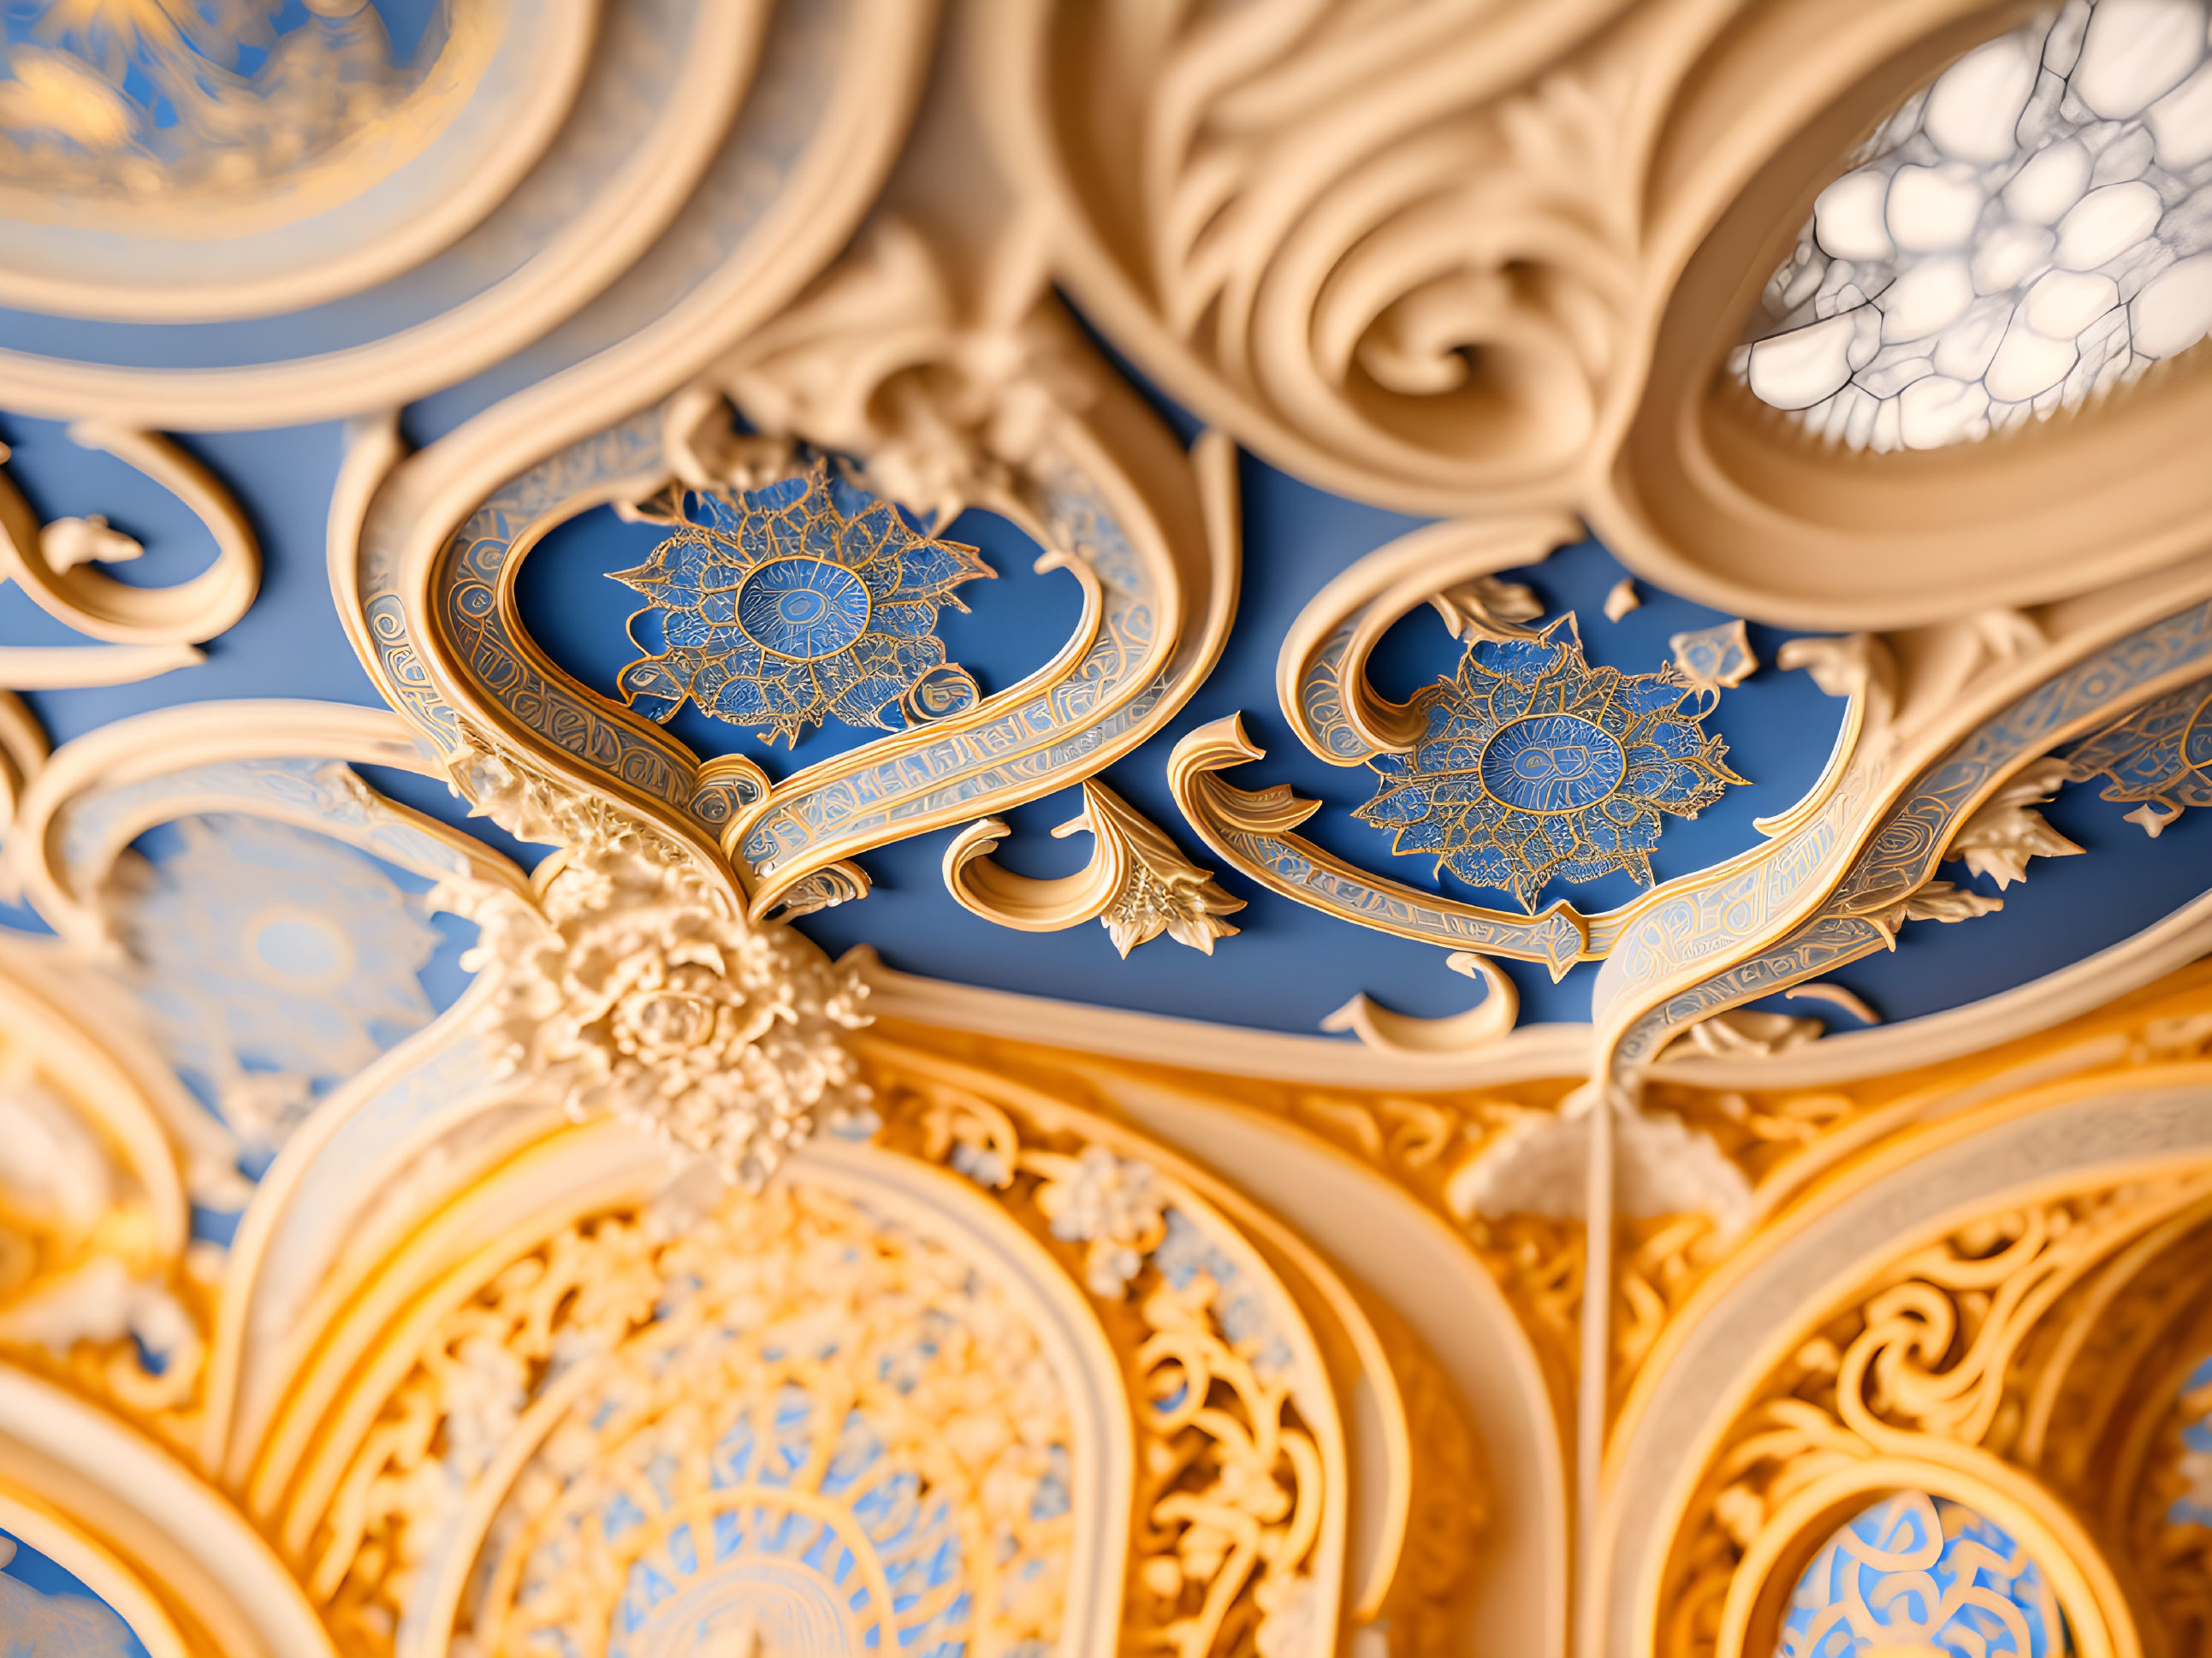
top-left (1597, 594), bottom-right (2212, 1079)
top-left (0, 0), bottom-right (774, 429)
top-left (1278, 512), bottom-right (1579, 766)
top-left (0, 424), bottom-right (258, 690)
top-left (10, 700), bottom-right (529, 955)
top-left (1603, 1075), bottom-right (2212, 1658)
top-left (0, 1364), bottom-right (339, 1658)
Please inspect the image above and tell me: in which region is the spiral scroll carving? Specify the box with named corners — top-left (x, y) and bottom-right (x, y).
top-left (1006, 0), bottom-right (1642, 513)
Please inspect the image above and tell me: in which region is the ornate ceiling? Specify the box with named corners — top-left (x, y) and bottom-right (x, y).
top-left (2, 3), bottom-right (2211, 1657)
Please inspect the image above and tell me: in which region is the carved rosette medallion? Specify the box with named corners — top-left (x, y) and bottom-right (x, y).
top-left (1358, 619), bottom-right (1743, 912)
top-left (613, 461), bottom-right (992, 746)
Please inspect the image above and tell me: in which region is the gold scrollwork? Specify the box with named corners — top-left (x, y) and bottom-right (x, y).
top-left (1652, 1175), bottom-right (2212, 1658)
top-left (1171, 713), bottom-right (1594, 983)
top-left (0, 423), bottom-right (258, 689)
top-left (868, 1039), bottom-right (1355, 1658)
top-left (943, 779), bottom-right (1245, 957)
top-left (309, 1176), bottom-right (1089, 1658)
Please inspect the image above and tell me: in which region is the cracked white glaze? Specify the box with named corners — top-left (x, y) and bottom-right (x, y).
top-left (1737, 0), bottom-right (2212, 449)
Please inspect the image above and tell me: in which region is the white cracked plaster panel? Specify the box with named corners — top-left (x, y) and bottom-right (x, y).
top-left (1734, 0), bottom-right (2212, 451)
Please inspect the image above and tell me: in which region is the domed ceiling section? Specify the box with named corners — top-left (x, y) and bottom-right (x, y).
top-left (2, 6), bottom-right (2212, 1658)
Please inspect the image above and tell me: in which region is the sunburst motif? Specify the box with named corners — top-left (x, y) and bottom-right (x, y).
top-left (1356, 617), bottom-right (1743, 912)
top-left (612, 461), bottom-right (992, 747)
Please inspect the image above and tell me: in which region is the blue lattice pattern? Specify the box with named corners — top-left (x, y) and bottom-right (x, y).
top-left (596, 1379), bottom-right (1063, 1658)
top-left (1782, 1493), bottom-right (2065, 1658)
top-left (117, 813), bottom-right (442, 1159)
top-left (613, 460), bottom-right (991, 746)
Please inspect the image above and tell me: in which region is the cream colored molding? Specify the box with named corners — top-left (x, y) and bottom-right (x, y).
top-left (0, 0), bottom-right (775, 429)
top-left (0, 1488), bottom-right (188, 1658)
top-left (0, 1363), bottom-right (339, 1658)
top-left (990, 0), bottom-right (1650, 517)
top-left (866, 887), bottom-right (2212, 1098)
top-left (1277, 514), bottom-right (1580, 767)
top-left (0, 0), bottom-right (599, 326)
top-left (942, 777), bottom-right (1246, 956)
top-left (1659, 887), bottom-right (2212, 1093)
top-left (993, 0), bottom-right (2212, 631)
top-left (331, 0), bottom-right (958, 915)
top-left (1322, 951), bottom-right (1522, 1060)
top-left (0, 424), bottom-right (258, 688)
top-left (205, 986), bottom-right (528, 1486)
top-left (854, 942), bottom-right (1593, 1088)
top-left (0, 690), bottom-right (47, 882)
top-left (1590, 563), bottom-right (2212, 1089)
top-left (7, 699), bottom-right (526, 955)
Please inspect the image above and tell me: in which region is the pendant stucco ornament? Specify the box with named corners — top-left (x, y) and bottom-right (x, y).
top-left (462, 838), bottom-right (875, 1188)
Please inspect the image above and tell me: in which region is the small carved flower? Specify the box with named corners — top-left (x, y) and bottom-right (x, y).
top-left (1357, 617), bottom-right (1743, 912)
top-left (1034, 1146), bottom-right (1168, 1298)
top-left (477, 848), bottom-right (873, 1187)
top-left (612, 459), bottom-right (992, 746)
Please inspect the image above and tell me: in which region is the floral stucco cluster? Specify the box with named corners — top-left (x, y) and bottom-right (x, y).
top-left (461, 844), bottom-right (874, 1187)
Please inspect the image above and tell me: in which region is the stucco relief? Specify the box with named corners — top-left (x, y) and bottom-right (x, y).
top-left (2, 3), bottom-right (2212, 1658)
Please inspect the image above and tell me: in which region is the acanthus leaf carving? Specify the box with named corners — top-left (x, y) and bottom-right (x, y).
top-left (709, 214), bottom-right (1087, 533)
top-left (1861, 879), bottom-right (2007, 944)
top-left (1658, 1010), bottom-right (1824, 1062)
top-left (1946, 757), bottom-right (2084, 891)
top-left (1427, 573), bottom-right (1544, 647)
top-left (425, 713), bottom-right (877, 1191)
top-left (942, 778), bottom-right (1245, 958)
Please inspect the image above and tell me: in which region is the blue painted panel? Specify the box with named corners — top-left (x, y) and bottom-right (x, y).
top-left (513, 499), bottom-right (1086, 774)
top-left (0, 1527), bottom-right (154, 1658)
top-left (0, 415), bottom-right (377, 741)
top-left (2, 365), bottom-right (2206, 1038)
top-left (1728, 692), bottom-right (2212, 1033)
top-left (789, 455), bottom-right (1838, 1033)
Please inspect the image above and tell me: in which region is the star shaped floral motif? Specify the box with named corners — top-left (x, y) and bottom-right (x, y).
top-left (1356, 618), bottom-right (1743, 912)
top-left (612, 460), bottom-right (992, 746)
